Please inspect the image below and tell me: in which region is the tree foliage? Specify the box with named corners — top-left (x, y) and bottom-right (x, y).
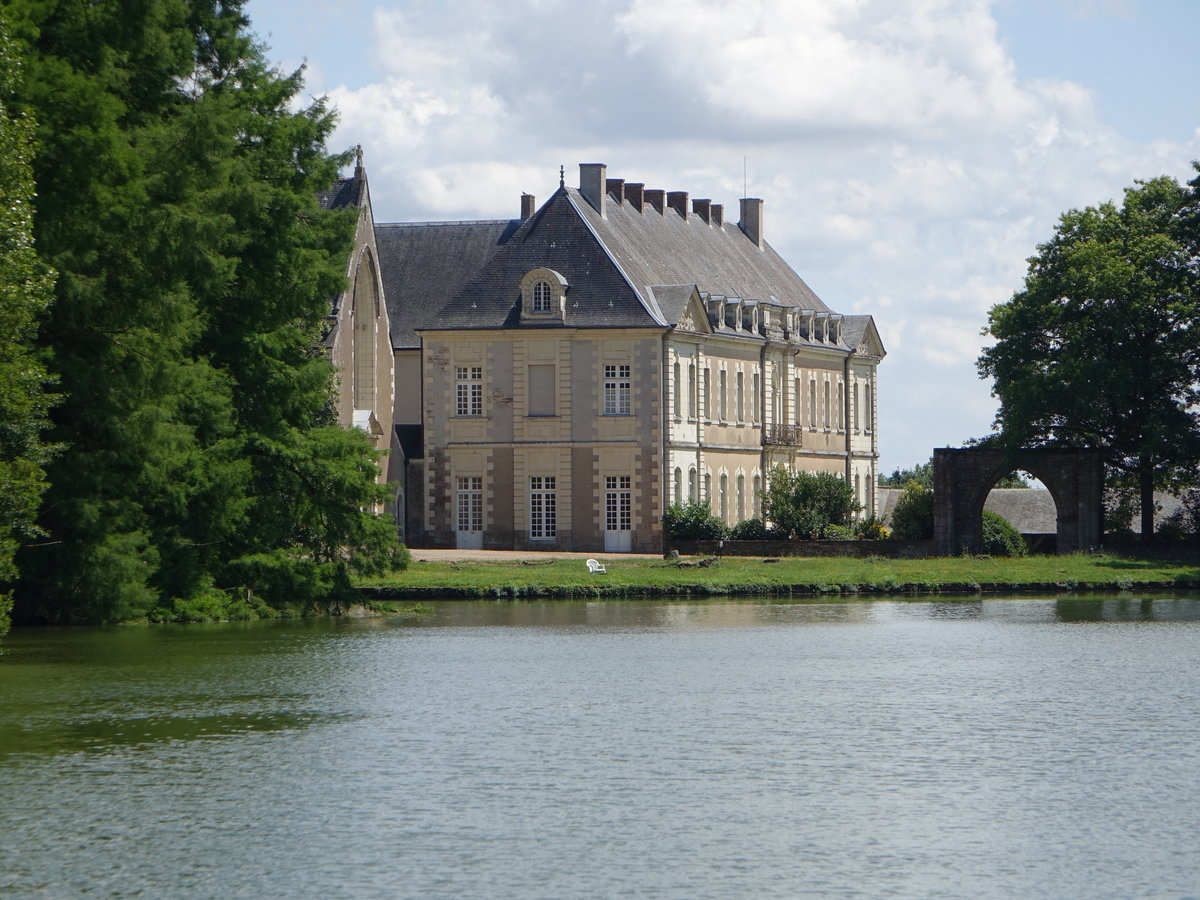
top-left (980, 510), bottom-right (1027, 557)
top-left (761, 468), bottom-right (858, 540)
top-left (880, 458), bottom-right (1027, 489)
top-left (979, 174), bottom-right (1200, 537)
top-left (5, 0), bottom-right (400, 623)
top-left (889, 481), bottom-right (934, 541)
top-left (0, 15), bottom-right (55, 633)
top-left (663, 501), bottom-right (728, 541)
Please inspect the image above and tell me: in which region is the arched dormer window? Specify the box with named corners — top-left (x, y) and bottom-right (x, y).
top-left (520, 268), bottom-right (568, 322)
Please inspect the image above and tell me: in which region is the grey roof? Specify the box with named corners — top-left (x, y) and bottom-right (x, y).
top-left (375, 220), bottom-right (521, 348)
top-left (841, 315), bottom-right (884, 356)
top-left (570, 187), bottom-right (830, 317)
top-left (318, 176), bottom-right (361, 210)
top-left (425, 185), bottom-right (844, 334)
top-left (431, 189), bottom-right (664, 331)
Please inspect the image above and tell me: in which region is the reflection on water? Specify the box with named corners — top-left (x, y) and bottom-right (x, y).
top-left (3, 596), bottom-right (1200, 900)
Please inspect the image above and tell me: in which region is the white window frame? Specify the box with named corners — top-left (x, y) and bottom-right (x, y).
top-left (529, 476), bottom-right (556, 540)
top-left (532, 281), bottom-right (551, 313)
top-left (456, 366), bottom-right (483, 417)
top-left (603, 364), bottom-right (631, 416)
top-left (456, 476), bottom-right (483, 532)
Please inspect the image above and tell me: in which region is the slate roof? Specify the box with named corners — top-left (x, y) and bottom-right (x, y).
top-left (570, 187), bottom-right (830, 317)
top-left (375, 219), bottom-right (521, 349)
top-left (425, 185), bottom-right (845, 336)
top-left (431, 189), bottom-right (664, 331)
top-left (318, 176), bottom-right (361, 210)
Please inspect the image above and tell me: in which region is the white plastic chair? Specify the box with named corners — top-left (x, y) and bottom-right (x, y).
top-left (586, 558), bottom-right (606, 574)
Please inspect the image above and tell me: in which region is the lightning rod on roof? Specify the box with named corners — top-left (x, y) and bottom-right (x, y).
top-left (743, 155), bottom-right (747, 199)
top-left (559, 165), bottom-right (565, 188)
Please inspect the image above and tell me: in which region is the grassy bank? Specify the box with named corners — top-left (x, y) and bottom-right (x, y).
top-left (358, 552), bottom-right (1200, 600)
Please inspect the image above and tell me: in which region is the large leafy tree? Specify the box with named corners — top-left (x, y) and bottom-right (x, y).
top-left (5, 0), bottom-right (398, 623)
top-left (761, 468), bottom-right (858, 540)
top-left (979, 176), bottom-right (1200, 537)
top-left (0, 16), bottom-right (55, 633)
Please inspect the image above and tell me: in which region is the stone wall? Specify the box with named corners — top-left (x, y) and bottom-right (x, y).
top-left (670, 539), bottom-right (935, 558)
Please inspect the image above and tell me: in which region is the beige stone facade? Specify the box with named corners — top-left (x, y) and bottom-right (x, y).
top-left (372, 160), bottom-right (885, 551)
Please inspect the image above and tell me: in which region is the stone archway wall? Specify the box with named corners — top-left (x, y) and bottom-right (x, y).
top-left (933, 448), bottom-right (1104, 555)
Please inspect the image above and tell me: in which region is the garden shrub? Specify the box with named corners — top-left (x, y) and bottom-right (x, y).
top-left (663, 501), bottom-right (729, 541)
top-left (889, 481), bottom-right (934, 540)
top-left (981, 510), bottom-right (1027, 557)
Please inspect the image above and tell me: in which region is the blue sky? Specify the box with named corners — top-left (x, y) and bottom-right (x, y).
top-left (246, 0), bottom-right (1200, 473)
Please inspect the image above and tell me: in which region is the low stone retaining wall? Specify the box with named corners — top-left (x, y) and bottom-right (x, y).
top-left (669, 539), bottom-right (935, 559)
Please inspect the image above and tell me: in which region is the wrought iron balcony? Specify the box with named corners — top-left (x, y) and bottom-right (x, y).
top-left (762, 423), bottom-right (804, 446)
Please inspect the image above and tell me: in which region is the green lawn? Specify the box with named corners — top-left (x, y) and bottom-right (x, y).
top-left (358, 552), bottom-right (1200, 599)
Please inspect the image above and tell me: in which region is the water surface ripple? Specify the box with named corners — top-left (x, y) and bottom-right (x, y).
top-left (2, 596), bottom-right (1200, 899)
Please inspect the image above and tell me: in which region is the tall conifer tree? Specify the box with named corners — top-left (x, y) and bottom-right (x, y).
top-left (5, 0), bottom-right (398, 622)
top-left (0, 16), bottom-right (55, 633)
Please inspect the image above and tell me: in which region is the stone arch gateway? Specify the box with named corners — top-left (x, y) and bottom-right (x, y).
top-left (933, 447), bottom-right (1104, 555)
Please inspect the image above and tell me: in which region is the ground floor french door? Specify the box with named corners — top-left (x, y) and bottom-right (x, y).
top-left (604, 475), bottom-right (632, 552)
top-left (456, 476), bottom-right (483, 549)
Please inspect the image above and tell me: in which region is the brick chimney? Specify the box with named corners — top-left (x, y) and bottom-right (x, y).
top-left (520, 193), bottom-right (536, 220)
top-left (711, 203), bottom-right (724, 226)
top-left (739, 197), bottom-right (764, 249)
top-left (625, 182), bottom-right (644, 212)
top-left (580, 163), bottom-right (607, 217)
top-left (645, 189), bottom-right (666, 215)
top-left (606, 178), bottom-right (626, 206)
top-left (693, 199), bottom-right (711, 225)
top-left (668, 191), bottom-right (689, 220)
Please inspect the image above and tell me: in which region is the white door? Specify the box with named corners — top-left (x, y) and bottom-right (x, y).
top-left (456, 476), bottom-right (484, 549)
top-left (604, 476), bottom-right (632, 552)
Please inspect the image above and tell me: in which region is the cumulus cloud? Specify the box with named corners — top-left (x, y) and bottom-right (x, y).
top-left (310, 0), bottom-right (1200, 468)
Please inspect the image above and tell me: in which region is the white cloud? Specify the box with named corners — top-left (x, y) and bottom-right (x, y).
top-left (307, 0), bottom-right (1200, 468)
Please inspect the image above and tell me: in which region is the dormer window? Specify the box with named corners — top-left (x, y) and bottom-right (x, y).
top-left (520, 267), bottom-right (568, 321)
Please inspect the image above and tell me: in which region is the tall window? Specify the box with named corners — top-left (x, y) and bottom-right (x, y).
top-left (529, 476), bottom-right (556, 539)
top-left (704, 472), bottom-right (711, 503)
top-left (718, 370), bottom-right (727, 421)
top-left (736, 474), bottom-right (745, 522)
top-left (854, 382), bottom-right (861, 432)
top-left (688, 468), bottom-right (697, 502)
top-left (837, 381), bottom-right (845, 430)
top-left (751, 372), bottom-right (760, 422)
top-left (456, 476), bottom-right (483, 532)
top-left (736, 371), bottom-right (745, 422)
top-left (703, 367), bottom-right (711, 420)
top-left (456, 366), bottom-right (483, 417)
top-left (605, 476), bottom-right (631, 532)
top-left (719, 474), bottom-right (728, 521)
top-left (753, 474), bottom-right (761, 518)
top-left (688, 363), bottom-right (697, 418)
top-left (809, 378), bottom-right (817, 428)
top-left (793, 377), bottom-right (801, 425)
top-left (674, 467), bottom-right (683, 503)
top-left (823, 380), bottom-right (831, 429)
top-left (865, 383), bottom-right (873, 433)
top-left (603, 364), bottom-right (631, 415)
top-left (532, 281), bottom-right (551, 313)
top-left (673, 361), bottom-right (681, 417)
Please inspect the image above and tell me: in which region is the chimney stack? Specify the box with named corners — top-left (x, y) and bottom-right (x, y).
top-left (739, 197), bottom-right (764, 249)
top-left (645, 189), bottom-right (666, 215)
top-left (625, 182), bottom-right (644, 212)
top-left (579, 163), bottom-right (607, 217)
top-left (711, 203), bottom-right (724, 227)
top-left (693, 198), bottom-right (711, 225)
top-left (668, 191), bottom-right (689, 220)
top-left (520, 193), bottom-right (536, 220)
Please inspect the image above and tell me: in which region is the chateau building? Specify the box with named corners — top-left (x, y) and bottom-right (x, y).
top-left (329, 158), bottom-right (884, 551)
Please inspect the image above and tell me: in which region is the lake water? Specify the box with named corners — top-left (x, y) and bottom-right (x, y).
top-left (3, 596), bottom-right (1200, 899)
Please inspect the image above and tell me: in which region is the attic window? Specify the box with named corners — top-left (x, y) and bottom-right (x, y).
top-left (520, 267), bottom-right (568, 321)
